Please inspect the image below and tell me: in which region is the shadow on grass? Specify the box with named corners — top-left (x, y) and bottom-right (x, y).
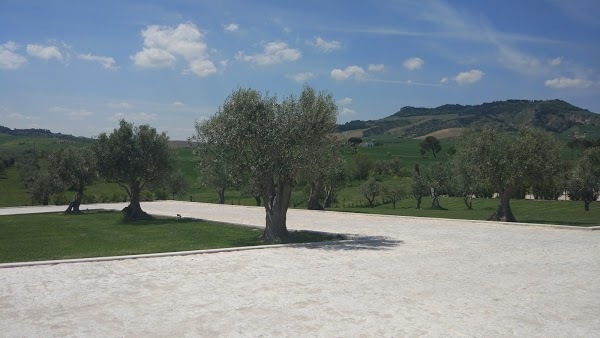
top-left (299, 235), bottom-right (403, 251)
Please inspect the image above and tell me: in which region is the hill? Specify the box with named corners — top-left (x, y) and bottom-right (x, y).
top-left (337, 99), bottom-right (600, 139)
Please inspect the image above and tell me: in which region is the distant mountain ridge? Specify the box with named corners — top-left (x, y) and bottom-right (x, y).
top-left (0, 125), bottom-right (91, 141)
top-left (337, 99), bottom-right (600, 139)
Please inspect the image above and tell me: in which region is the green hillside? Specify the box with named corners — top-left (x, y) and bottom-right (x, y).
top-left (337, 99), bottom-right (600, 139)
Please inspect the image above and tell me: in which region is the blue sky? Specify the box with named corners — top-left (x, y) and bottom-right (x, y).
top-left (1, 0), bottom-right (599, 140)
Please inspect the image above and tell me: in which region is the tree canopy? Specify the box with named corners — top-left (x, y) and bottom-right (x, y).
top-left (48, 147), bottom-right (97, 213)
top-left (419, 136), bottom-right (441, 158)
top-left (569, 147), bottom-right (600, 211)
top-left (452, 127), bottom-right (562, 221)
top-left (94, 120), bottom-right (177, 220)
top-left (195, 86), bottom-right (338, 241)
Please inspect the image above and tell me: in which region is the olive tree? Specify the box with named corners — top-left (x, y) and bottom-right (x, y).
top-left (454, 128), bottom-right (562, 222)
top-left (359, 178), bottom-right (381, 208)
top-left (48, 147), bottom-right (97, 213)
top-left (195, 86), bottom-right (338, 241)
top-left (569, 147), bottom-right (600, 211)
top-left (420, 136), bottom-right (442, 158)
top-left (411, 164), bottom-right (429, 209)
top-left (195, 142), bottom-right (233, 204)
top-left (94, 120), bottom-right (177, 220)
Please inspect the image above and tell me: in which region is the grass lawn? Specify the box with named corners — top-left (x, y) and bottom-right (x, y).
top-left (329, 196), bottom-right (600, 227)
top-left (0, 211), bottom-right (341, 263)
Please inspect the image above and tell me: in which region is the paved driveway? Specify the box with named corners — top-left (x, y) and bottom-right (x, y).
top-left (1, 201), bottom-right (599, 336)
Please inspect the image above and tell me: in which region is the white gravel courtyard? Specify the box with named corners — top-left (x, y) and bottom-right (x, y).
top-left (1, 201), bottom-right (599, 337)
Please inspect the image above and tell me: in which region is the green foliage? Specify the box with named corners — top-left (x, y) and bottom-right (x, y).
top-left (453, 127), bottom-right (563, 221)
top-left (411, 164), bottom-right (429, 209)
top-left (419, 136), bottom-right (442, 158)
top-left (359, 178), bottom-right (381, 208)
top-left (195, 86), bottom-right (339, 240)
top-left (381, 178), bottom-right (410, 208)
top-left (48, 147), bottom-right (97, 212)
top-left (351, 153), bottom-right (373, 180)
top-left (568, 147), bottom-right (600, 210)
top-left (94, 120), bottom-right (177, 219)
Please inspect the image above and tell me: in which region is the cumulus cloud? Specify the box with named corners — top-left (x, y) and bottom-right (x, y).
top-left (186, 59), bottom-right (217, 76)
top-left (223, 23), bottom-right (239, 33)
top-left (338, 97), bottom-right (352, 106)
top-left (26, 44), bottom-right (62, 60)
top-left (440, 77), bottom-right (449, 84)
top-left (331, 65), bottom-right (366, 81)
top-left (0, 41), bottom-right (27, 70)
top-left (286, 72), bottom-right (314, 83)
top-left (341, 107), bottom-right (356, 116)
top-left (403, 57), bottom-right (424, 71)
top-left (454, 69), bottom-right (484, 85)
top-left (368, 64), bottom-right (385, 72)
top-left (307, 37), bottom-right (342, 53)
top-left (236, 41), bottom-right (301, 66)
top-left (78, 53), bottom-right (117, 69)
top-left (131, 23), bottom-right (217, 77)
top-left (544, 77), bottom-right (593, 89)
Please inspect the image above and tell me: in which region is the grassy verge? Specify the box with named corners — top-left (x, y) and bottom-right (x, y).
top-left (0, 211), bottom-right (341, 263)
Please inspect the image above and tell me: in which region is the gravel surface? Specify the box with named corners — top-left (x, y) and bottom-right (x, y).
top-left (1, 201), bottom-right (599, 337)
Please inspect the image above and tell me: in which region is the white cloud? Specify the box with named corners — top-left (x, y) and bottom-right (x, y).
top-left (0, 41), bottom-right (27, 70)
top-left (544, 77), bottom-right (593, 89)
top-left (497, 44), bottom-right (541, 74)
top-left (111, 112), bottom-right (158, 122)
top-left (131, 48), bottom-right (176, 68)
top-left (131, 23), bottom-right (217, 77)
top-left (341, 107), bottom-right (356, 116)
top-left (186, 59), bottom-right (217, 77)
top-left (368, 64), bottom-right (385, 72)
top-left (78, 53), bottom-right (117, 69)
top-left (548, 57), bottom-right (562, 66)
top-left (440, 77), bottom-right (449, 83)
top-left (8, 112), bottom-right (37, 120)
top-left (237, 41), bottom-right (301, 66)
top-left (173, 101), bottom-right (185, 107)
top-left (26, 44), bottom-right (62, 60)
top-left (287, 72), bottom-right (314, 83)
top-left (307, 37), bottom-right (342, 53)
top-left (338, 97), bottom-right (352, 106)
top-left (331, 65), bottom-right (366, 81)
top-left (403, 57), bottom-right (424, 71)
top-left (223, 23), bottom-right (239, 33)
top-left (454, 69), bottom-right (484, 85)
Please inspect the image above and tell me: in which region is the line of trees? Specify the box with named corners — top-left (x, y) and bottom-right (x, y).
top-left (352, 128), bottom-right (599, 221)
top-left (8, 120), bottom-right (187, 220)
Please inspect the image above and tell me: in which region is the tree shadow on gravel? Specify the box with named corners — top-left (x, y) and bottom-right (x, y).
top-left (298, 236), bottom-right (403, 251)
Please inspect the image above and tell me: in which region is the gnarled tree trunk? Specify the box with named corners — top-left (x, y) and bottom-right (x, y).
top-left (323, 185), bottom-right (334, 208)
top-left (216, 187), bottom-right (225, 204)
top-left (122, 184), bottom-right (150, 221)
top-left (430, 187), bottom-right (443, 209)
top-left (489, 186), bottom-right (517, 222)
top-left (307, 180), bottom-right (324, 210)
top-left (65, 188), bottom-right (84, 214)
top-left (415, 196), bottom-right (422, 209)
top-left (262, 178), bottom-right (292, 242)
top-left (463, 193), bottom-right (473, 210)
